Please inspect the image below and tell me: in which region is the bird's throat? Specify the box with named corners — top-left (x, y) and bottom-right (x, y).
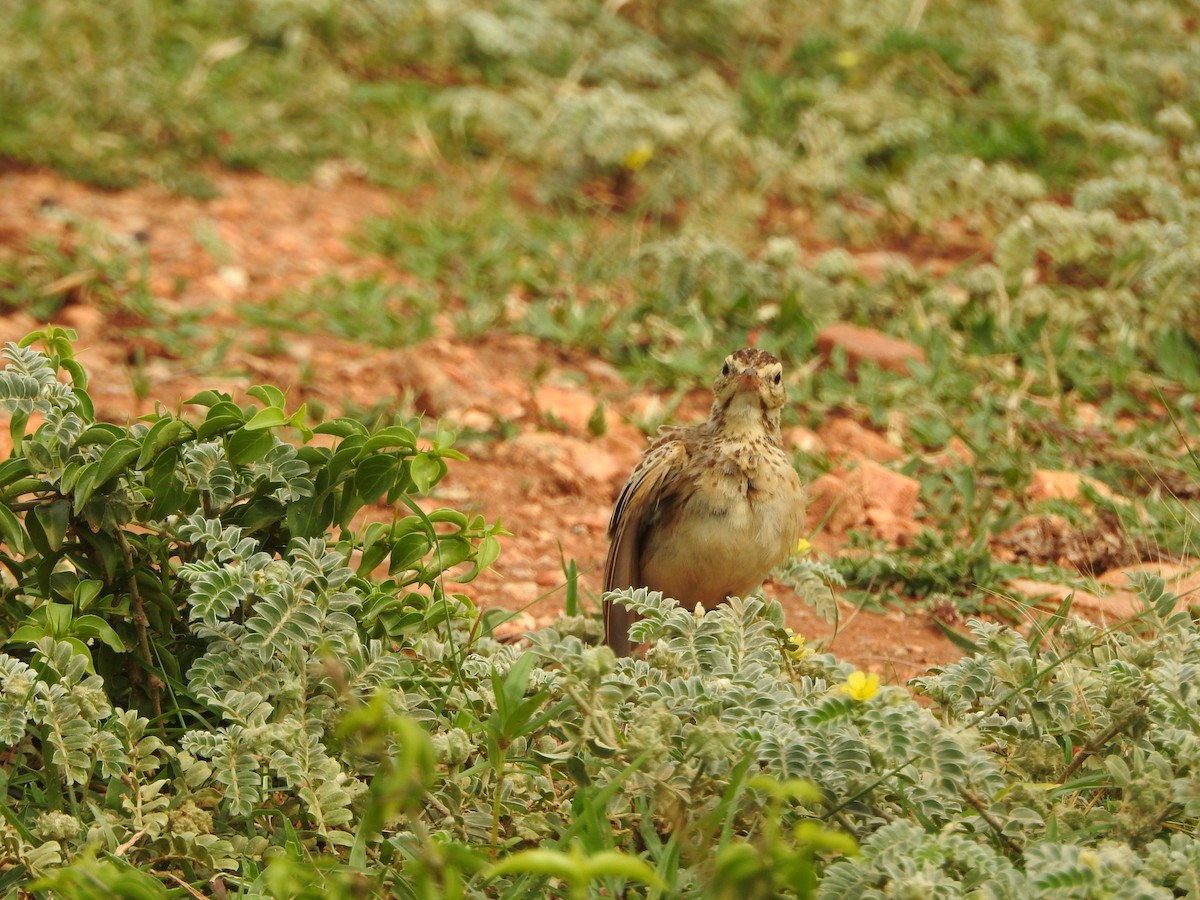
top-left (713, 392), bottom-right (780, 443)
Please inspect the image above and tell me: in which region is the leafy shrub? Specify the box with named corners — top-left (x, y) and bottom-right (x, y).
top-left (4, 328), bottom-right (1200, 896)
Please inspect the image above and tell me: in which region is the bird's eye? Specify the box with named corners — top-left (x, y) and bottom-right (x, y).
top-left (773, 371), bottom-right (782, 384)
top-left (721, 362), bottom-right (731, 377)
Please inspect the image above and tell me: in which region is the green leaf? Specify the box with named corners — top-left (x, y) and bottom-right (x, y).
top-left (92, 437), bottom-right (141, 489)
top-left (427, 508), bottom-right (468, 527)
top-left (46, 601), bottom-right (74, 635)
top-left (72, 386), bottom-right (94, 420)
top-left (0, 458), bottom-right (32, 490)
top-left (60, 357), bottom-right (88, 391)
top-left (76, 423), bottom-right (125, 447)
top-left (227, 427), bottom-right (275, 465)
top-left (426, 534), bottom-right (473, 578)
top-left (74, 579), bottom-right (103, 610)
top-left (409, 451), bottom-right (443, 494)
top-left (360, 426), bottom-right (418, 455)
top-left (246, 385), bottom-right (287, 409)
top-left (59, 460), bottom-right (85, 493)
top-left (476, 534), bottom-right (501, 572)
top-left (0, 504), bottom-right (25, 554)
top-left (355, 454), bottom-right (403, 503)
top-left (313, 418), bottom-right (369, 438)
top-left (77, 528), bottom-right (123, 581)
top-left (8, 623), bottom-right (49, 645)
top-left (389, 532), bottom-right (433, 574)
top-left (146, 447), bottom-right (185, 521)
top-left (235, 497), bottom-right (286, 533)
top-left (243, 406), bottom-right (290, 431)
top-left (32, 499), bottom-right (70, 552)
top-left (196, 401), bottom-right (247, 439)
top-left (72, 615), bottom-right (126, 653)
top-left (136, 417), bottom-right (188, 469)
top-left (182, 389), bottom-right (227, 408)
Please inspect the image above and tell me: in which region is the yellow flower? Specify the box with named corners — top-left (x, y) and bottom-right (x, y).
top-left (791, 538), bottom-right (811, 556)
top-left (842, 670), bottom-right (880, 702)
top-left (835, 50), bottom-right (860, 69)
top-left (783, 627), bottom-right (811, 661)
top-left (622, 143), bottom-right (654, 172)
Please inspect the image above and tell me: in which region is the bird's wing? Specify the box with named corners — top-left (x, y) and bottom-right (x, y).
top-left (603, 435), bottom-right (688, 591)
top-left (603, 436), bottom-right (688, 654)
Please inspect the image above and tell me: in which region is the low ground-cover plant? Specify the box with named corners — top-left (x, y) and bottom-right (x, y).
top-left (3, 330), bottom-right (1200, 897)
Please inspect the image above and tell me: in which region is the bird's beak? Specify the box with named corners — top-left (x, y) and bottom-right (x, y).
top-left (737, 369), bottom-right (759, 389)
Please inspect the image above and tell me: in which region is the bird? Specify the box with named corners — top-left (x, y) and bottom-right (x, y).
top-left (603, 347), bottom-right (805, 656)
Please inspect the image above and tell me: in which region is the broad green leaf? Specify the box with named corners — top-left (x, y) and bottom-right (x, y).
top-left (32, 499), bottom-right (70, 552)
top-left (409, 452), bottom-right (443, 494)
top-left (235, 497), bottom-right (286, 533)
top-left (76, 423), bottom-right (125, 447)
top-left (78, 527), bottom-right (122, 581)
top-left (136, 417), bottom-right (188, 469)
top-left (92, 437), bottom-right (140, 489)
top-left (426, 535), bottom-right (473, 577)
top-left (360, 426), bottom-right (418, 455)
top-left (0, 503), bottom-right (25, 554)
top-left (227, 427), bottom-right (275, 465)
top-left (74, 579), bottom-right (103, 610)
top-left (9, 623), bottom-right (50, 645)
top-left (246, 384), bottom-right (287, 408)
top-left (46, 601), bottom-right (74, 635)
top-left (196, 401), bottom-right (247, 439)
top-left (71, 615), bottom-right (127, 653)
top-left (388, 532), bottom-right (433, 574)
top-left (243, 406), bottom-right (290, 431)
top-left (476, 534), bottom-right (501, 572)
top-left (182, 389), bottom-right (227, 407)
top-left (73, 386), bottom-right (94, 420)
top-left (146, 447), bottom-right (185, 521)
top-left (60, 357), bottom-right (88, 391)
top-left (0, 457), bottom-right (32, 490)
top-left (355, 454), bottom-right (403, 503)
top-left (313, 417), bottom-right (369, 438)
top-left (427, 508), bottom-right (468, 527)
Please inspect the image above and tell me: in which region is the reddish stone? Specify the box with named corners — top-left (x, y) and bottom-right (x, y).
top-left (818, 417), bottom-right (903, 462)
top-left (806, 460), bottom-right (920, 542)
top-left (536, 382), bottom-right (599, 434)
top-left (1027, 469), bottom-right (1113, 503)
top-left (816, 323), bottom-right (927, 375)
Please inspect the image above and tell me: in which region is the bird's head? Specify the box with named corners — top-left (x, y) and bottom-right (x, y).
top-left (711, 348), bottom-right (787, 425)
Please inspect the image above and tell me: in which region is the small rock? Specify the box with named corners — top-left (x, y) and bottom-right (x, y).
top-left (392, 348), bottom-right (473, 418)
top-left (1073, 402), bottom-right (1106, 430)
top-left (783, 426), bottom-right (825, 455)
top-left (807, 472), bottom-right (862, 534)
top-left (806, 460), bottom-right (920, 541)
top-left (1027, 469), bottom-right (1113, 503)
top-left (501, 431), bottom-right (630, 495)
top-left (580, 358), bottom-right (625, 388)
top-left (945, 437), bottom-right (973, 464)
top-left (217, 265), bottom-right (249, 293)
top-left (816, 323), bottom-right (927, 375)
top-left (458, 409), bottom-right (497, 432)
top-left (1008, 578), bottom-right (1131, 623)
top-left (1097, 562), bottom-right (1200, 600)
top-left (818, 417), bottom-right (903, 462)
top-left (537, 382), bottom-right (598, 434)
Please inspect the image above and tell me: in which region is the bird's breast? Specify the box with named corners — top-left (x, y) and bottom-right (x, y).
top-left (639, 442), bottom-right (804, 607)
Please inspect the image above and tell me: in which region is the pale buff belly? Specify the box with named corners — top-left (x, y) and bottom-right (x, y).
top-left (639, 473), bottom-right (802, 608)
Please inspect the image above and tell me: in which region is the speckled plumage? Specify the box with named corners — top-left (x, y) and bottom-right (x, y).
top-left (603, 348), bottom-right (806, 656)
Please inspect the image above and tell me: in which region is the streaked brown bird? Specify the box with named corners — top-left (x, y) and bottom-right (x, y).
top-left (603, 348), bottom-right (805, 656)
